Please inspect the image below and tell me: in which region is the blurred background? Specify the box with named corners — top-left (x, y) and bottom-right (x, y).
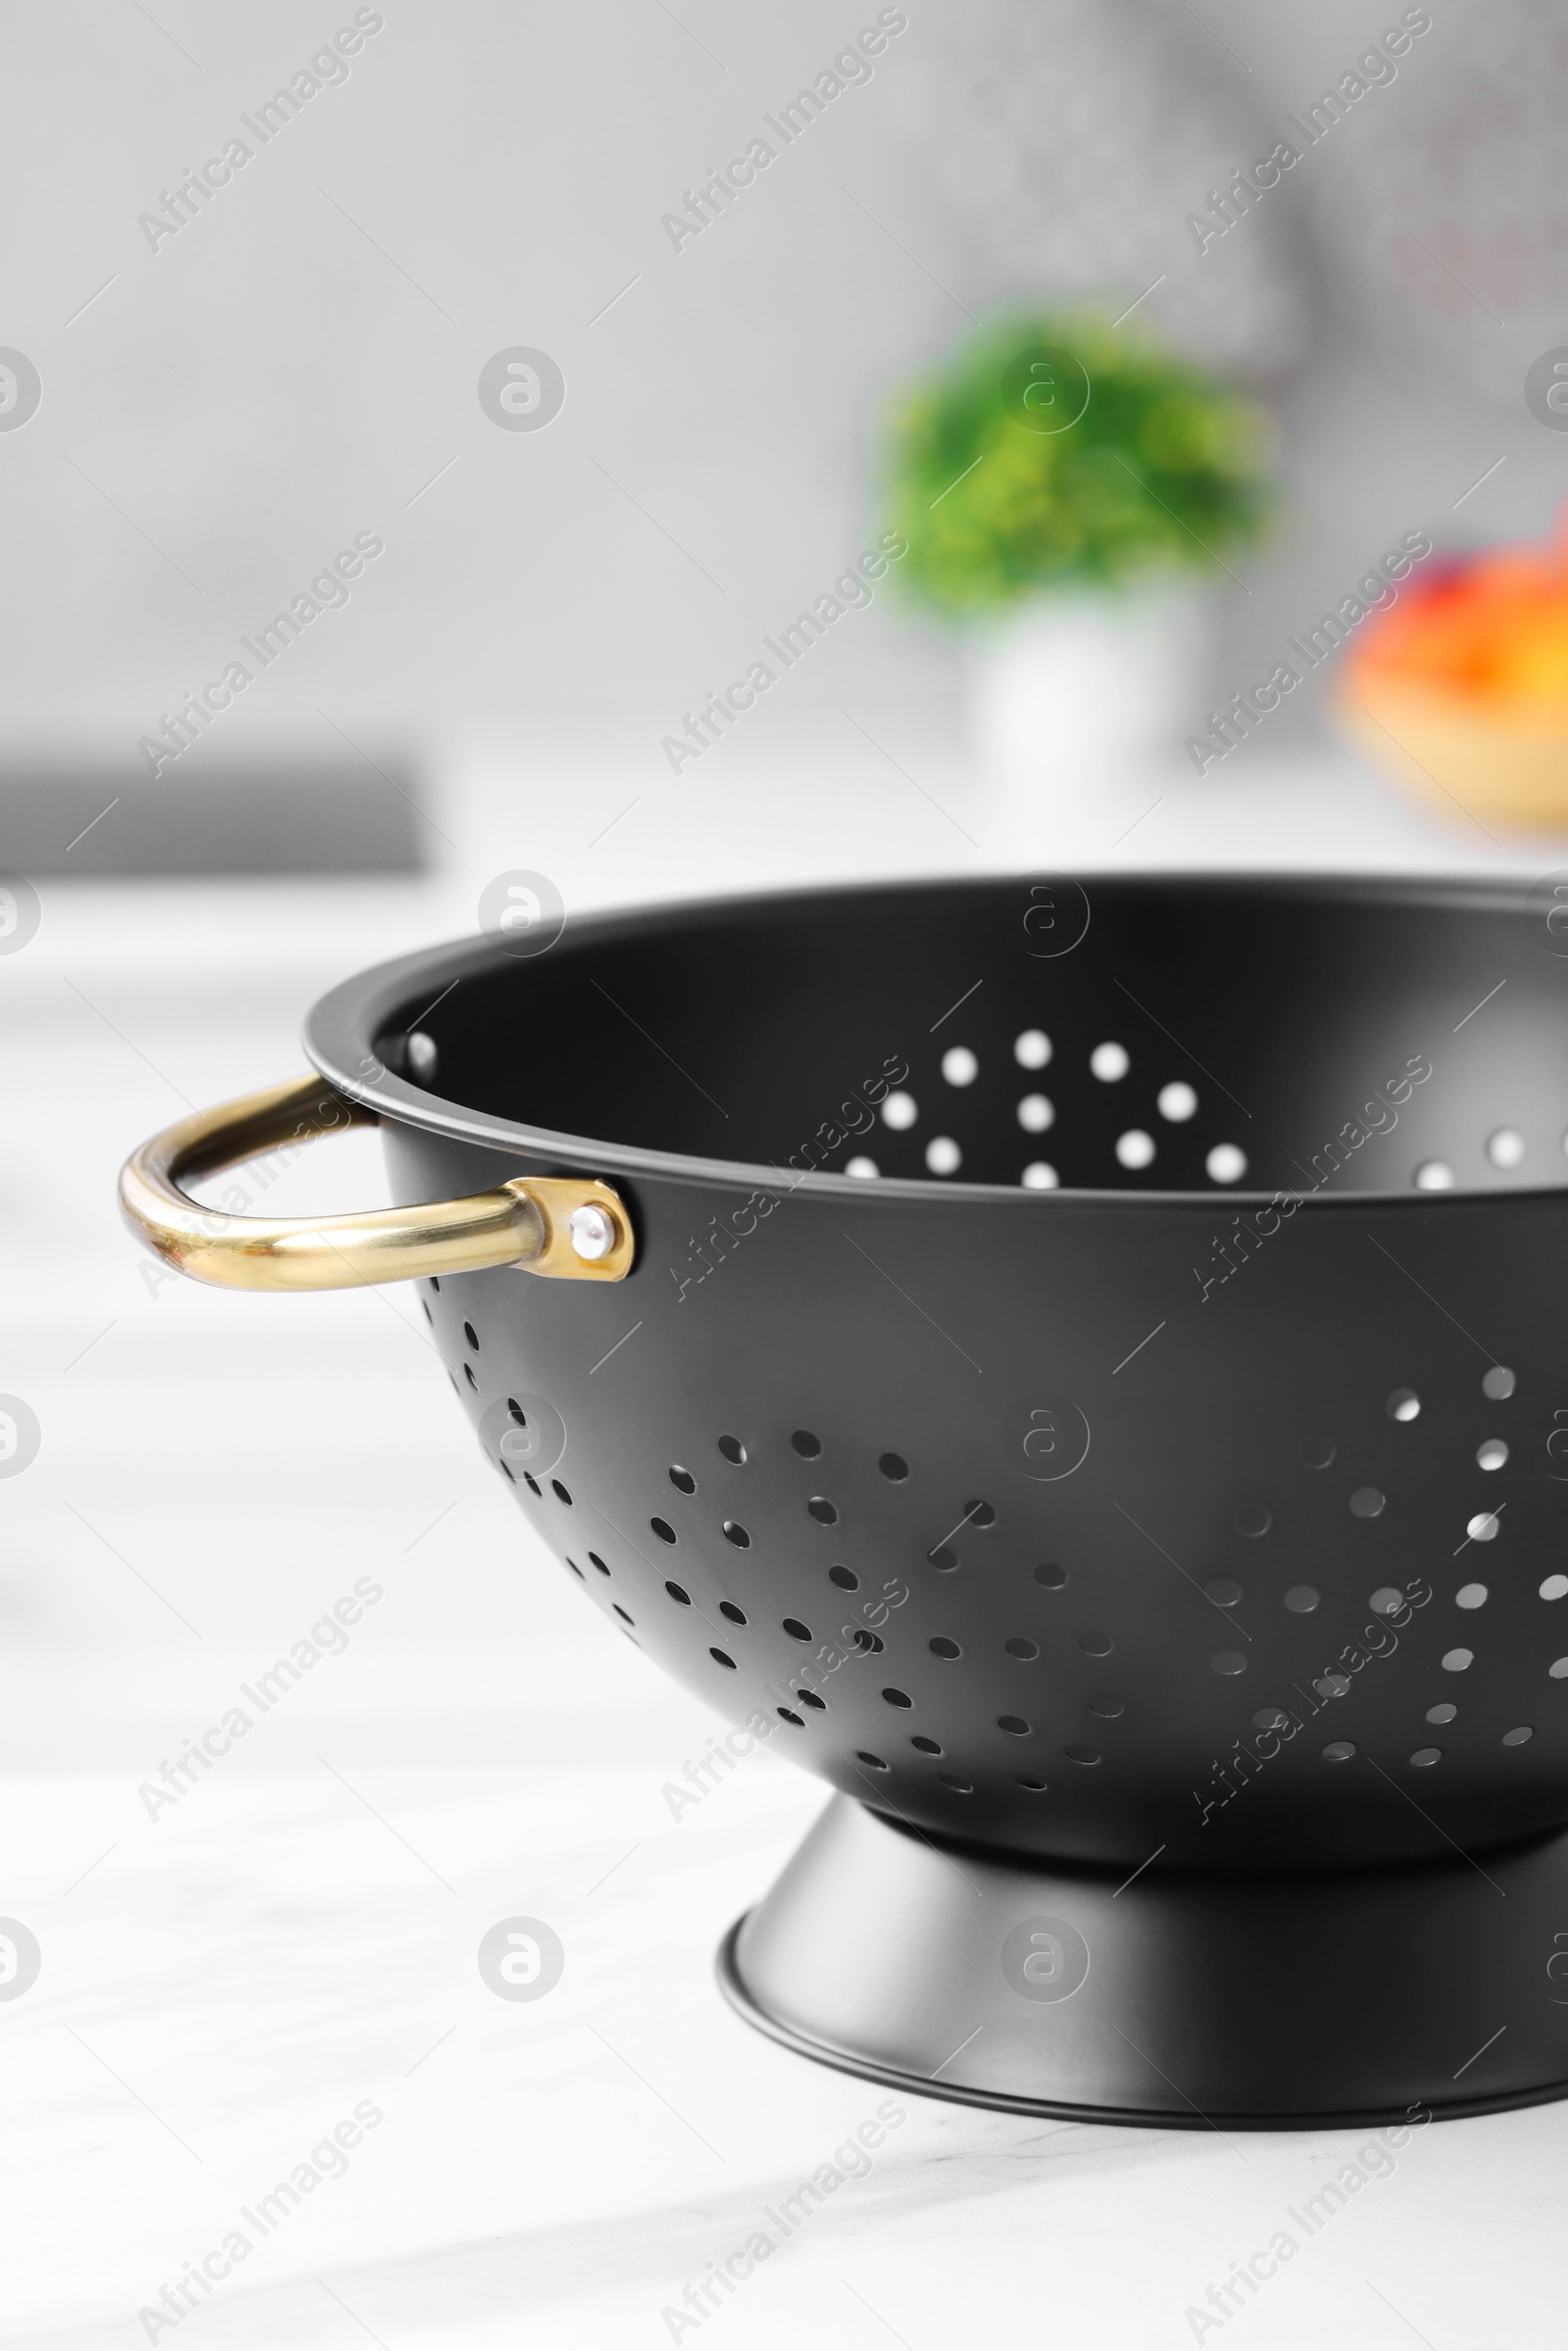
top-left (11, 6), bottom-right (1568, 2337)
top-left (6, 0), bottom-right (1568, 1765)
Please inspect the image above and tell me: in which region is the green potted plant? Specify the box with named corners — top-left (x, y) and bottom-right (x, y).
top-left (882, 310), bottom-right (1275, 798)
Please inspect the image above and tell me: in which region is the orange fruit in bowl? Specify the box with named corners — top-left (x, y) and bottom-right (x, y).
top-left (1338, 516), bottom-right (1568, 831)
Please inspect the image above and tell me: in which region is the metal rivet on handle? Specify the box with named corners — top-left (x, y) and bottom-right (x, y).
top-left (568, 1203), bottom-right (615, 1261)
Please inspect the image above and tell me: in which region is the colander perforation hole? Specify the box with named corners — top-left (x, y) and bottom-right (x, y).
top-left (929, 1638), bottom-right (961, 1659)
top-left (1089, 1694), bottom-right (1125, 1719)
top-left (722, 1519), bottom-right (751, 1547)
top-left (463, 1321), bottom-right (478, 1350)
top-left (1014, 1028), bottom-right (1052, 1069)
top-left (879, 1452), bottom-right (909, 1482)
top-left (782, 1617), bottom-right (810, 1641)
top-left (1323, 1740), bottom-right (1356, 1762)
top-left (664, 1581), bottom-right (690, 1604)
top-left (1456, 1583), bottom-right (1488, 1610)
top-left (1410, 1746), bottom-right (1442, 1767)
top-left (522, 1472), bottom-right (540, 1496)
top-left (1064, 1744), bottom-right (1100, 1766)
top-left (1014, 1775), bottom-right (1049, 1791)
top-left (650, 1517), bottom-right (676, 1544)
top-left (964, 1499), bottom-right (996, 1529)
top-left (588, 1552), bottom-right (611, 1576)
top-left (668, 1465), bottom-right (696, 1494)
top-left (1078, 1632), bottom-right (1113, 1656)
top-left (420, 1299), bottom-right (432, 1324)
top-left (1483, 1366), bottom-right (1516, 1400)
top-left (565, 1558), bottom-right (585, 1580)
top-left (941, 1045), bottom-right (978, 1086)
top-left (857, 1750), bottom-right (889, 1769)
top-left (1235, 1503), bottom-right (1272, 1538)
top-left (1543, 1575), bottom-right (1568, 1600)
top-left (911, 1735), bottom-right (942, 1754)
top-left (428, 1277), bottom-right (440, 1293)
top-left (1285, 1585), bottom-right (1319, 1613)
top-left (791, 1430), bottom-right (821, 1458)
top-left (778, 1706), bottom-right (804, 1726)
top-left (808, 1496), bottom-right (838, 1526)
top-left (797, 1690), bottom-right (826, 1710)
top-left (998, 1715), bottom-right (1031, 1736)
top-left (1034, 1563), bottom-right (1068, 1590)
top-left (1350, 1487), bottom-right (1386, 1519)
top-left (1387, 1389), bottom-right (1421, 1422)
top-left (1477, 1440), bottom-right (1508, 1471)
top-left (1503, 1725), bottom-right (1534, 1746)
top-left (928, 1543), bottom-right (959, 1571)
top-left (882, 1688), bottom-right (912, 1708)
top-left (1426, 1702), bottom-right (1457, 1724)
top-left (613, 1604), bottom-right (634, 1625)
top-left (719, 1601), bottom-right (747, 1625)
top-left (1005, 1638), bottom-right (1039, 1659)
top-left (1090, 1041), bottom-right (1129, 1082)
top-left (463, 1363), bottom-right (477, 1392)
top-left (854, 1630), bottom-right (883, 1653)
top-left (552, 1480), bottom-right (572, 1505)
top-left (829, 1566), bottom-right (858, 1591)
top-left (1300, 1435), bottom-right (1337, 1469)
top-left (718, 1433), bottom-right (747, 1464)
top-left (710, 1647), bottom-right (736, 1669)
top-left (938, 1775), bottom-right (973, 1792)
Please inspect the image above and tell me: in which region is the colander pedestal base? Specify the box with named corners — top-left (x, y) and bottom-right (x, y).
top-left (719, 1796), bottom-right (1568, 2128)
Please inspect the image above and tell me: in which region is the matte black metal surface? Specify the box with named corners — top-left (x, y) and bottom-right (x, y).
top-left (719, 1796), bottom-right (1568, 2129)
top-left (303, 875), bottom-right (1568, 1879)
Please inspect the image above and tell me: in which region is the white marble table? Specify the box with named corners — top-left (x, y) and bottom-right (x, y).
top-left (7, 1757), bottom-right (1568, 2350)
top-left (5, 745), bottom-right (1568, 2346)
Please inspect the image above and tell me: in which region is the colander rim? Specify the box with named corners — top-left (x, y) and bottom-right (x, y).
top-left (302, 866), bottom-right (1563, 1212)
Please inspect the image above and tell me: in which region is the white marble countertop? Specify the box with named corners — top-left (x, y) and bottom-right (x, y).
top-left (5, 742), bottom-right (1568, 2347)
top-left (8, 1761), bottom-right (1568, 2349)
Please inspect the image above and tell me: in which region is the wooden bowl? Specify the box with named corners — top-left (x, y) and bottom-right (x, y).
top-left (1338, 679), bottom-right (1568, 835)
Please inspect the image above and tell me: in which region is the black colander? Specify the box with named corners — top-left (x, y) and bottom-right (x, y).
top-left (122, 873), bottom-right (1568, 2126)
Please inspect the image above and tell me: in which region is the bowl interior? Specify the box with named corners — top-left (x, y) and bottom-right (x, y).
top-left (371, 875), bottom-right (1568, 1200)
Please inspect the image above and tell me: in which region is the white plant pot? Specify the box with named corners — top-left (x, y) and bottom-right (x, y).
top-left (968, 588), bottom-right (1208, 817)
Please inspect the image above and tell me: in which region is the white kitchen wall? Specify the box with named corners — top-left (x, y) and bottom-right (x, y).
top-left (4, 0), bottom-right (1557, 793)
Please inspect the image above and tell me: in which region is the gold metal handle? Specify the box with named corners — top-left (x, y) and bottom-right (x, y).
top-left (119, 1073), bottom-right (634, 1292)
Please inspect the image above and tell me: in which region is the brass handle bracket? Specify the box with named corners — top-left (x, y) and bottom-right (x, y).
top-left (119, 1074), bottom-right (635, 1293)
